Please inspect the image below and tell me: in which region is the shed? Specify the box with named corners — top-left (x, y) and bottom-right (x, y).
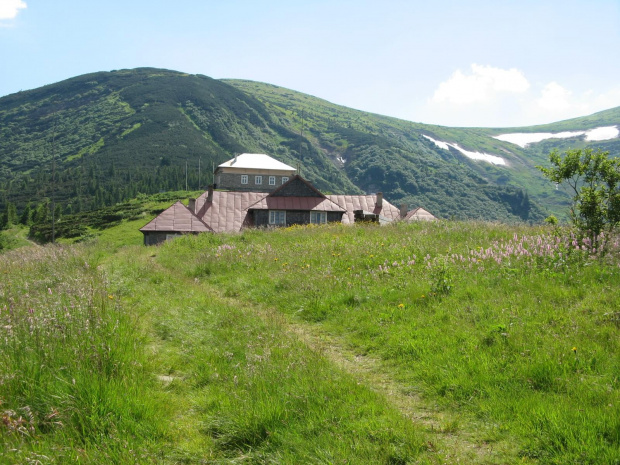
top-left (140, 201), bottom-right (213, 245)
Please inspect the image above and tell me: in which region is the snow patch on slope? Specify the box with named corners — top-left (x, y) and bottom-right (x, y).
top-left (585, 126), bottom-right (619, 141)
top-left (423, 135), bottom-right (506, 166)
top-left (493, 126), bottom-right (619, 148)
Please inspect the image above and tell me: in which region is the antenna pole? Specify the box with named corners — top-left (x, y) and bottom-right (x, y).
top-left (51, 114), bottom-right (57, 244)
top-left (185, 160), bottom-right (188, 191)
top-left (299, 109), bottom-right (304, 160)
top-left (198, 157), bottom-right (201, 190)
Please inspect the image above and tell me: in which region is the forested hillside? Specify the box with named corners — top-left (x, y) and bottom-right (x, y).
top-left (0, 68), bottom-right (356, 216)
top-left (1, 67), bottom-right (619, 229)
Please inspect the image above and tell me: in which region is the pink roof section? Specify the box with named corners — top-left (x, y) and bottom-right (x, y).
top-left (194, 191), bottom-right (396, 232)
top-left (142, 188), bottom-right (419, 235)
top-left (248, 196), bottom-right (345, 212)
top-left (404, 207), bottom-right (437, 221)
top-left (326, 195), bottom-right (401, 224)
top-left (195, 191), bottom-right (267, 233)
top-left (140, 201), bottom-right (213, 232)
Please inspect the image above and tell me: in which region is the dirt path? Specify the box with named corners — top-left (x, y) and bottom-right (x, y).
top-left (210, 288), bottom-right (518, 464)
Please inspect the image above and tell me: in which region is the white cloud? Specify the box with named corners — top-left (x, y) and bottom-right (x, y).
top-left (0, 0), bottom-right (27, 20)
top-left (536, 81), bottom-right (572, 112)
top-left (524, 83), bottom-right (620, 125)
top-left (431, 64), bottom-right (530, 105)
top-left (421, 63), bottom-right (620, 127)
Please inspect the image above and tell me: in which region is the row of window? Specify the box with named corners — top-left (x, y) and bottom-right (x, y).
top-left (241, 175), bottom-right (289, 186)
top-left (268, 211), bottom-right (327, 225)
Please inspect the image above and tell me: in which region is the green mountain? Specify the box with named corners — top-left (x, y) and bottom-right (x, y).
top-left (1, 67), bottom-right (618, 223)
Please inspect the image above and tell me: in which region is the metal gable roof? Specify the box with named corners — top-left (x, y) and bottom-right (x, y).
top-left (326, 195), bottom-right (401, 224)
top-left (141, 177), bottom-right (434, 236)
top-left (217, 153), bottom-right (296, 171)
top-left (247, 195), bottom-right (346, 212)
top-left (268, 175), bottom-right (326, 198)
top-left (140, 202), bottom-right (213, 233)
top-left (196, 191), bottom-right (268, 233)
top-left (404, 207), bottom-right (437, 221)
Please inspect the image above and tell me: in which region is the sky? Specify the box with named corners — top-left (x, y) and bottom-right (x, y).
top-left (1, 0), bottom-right (620, 128)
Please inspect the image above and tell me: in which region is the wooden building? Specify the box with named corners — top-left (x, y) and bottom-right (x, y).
top-left (140, 154), bottom-right (436, 245)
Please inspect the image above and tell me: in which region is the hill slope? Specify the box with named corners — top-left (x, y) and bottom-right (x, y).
top-left (1, 67), bottom-right (619, 223)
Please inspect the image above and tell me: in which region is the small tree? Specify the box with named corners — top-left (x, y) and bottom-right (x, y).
top-left (537, 148), bottom-right (620, 248)
top-left (20, 203), bottom-right (33, 226)
top-left (0, 202), bottom-right (18, 230)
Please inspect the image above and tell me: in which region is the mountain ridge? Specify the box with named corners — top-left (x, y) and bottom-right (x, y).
top-left (1, 67), bottom-right (618, 223)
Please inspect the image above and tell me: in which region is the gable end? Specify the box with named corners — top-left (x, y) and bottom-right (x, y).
top-left (269, 175), bottom-right (325, 198)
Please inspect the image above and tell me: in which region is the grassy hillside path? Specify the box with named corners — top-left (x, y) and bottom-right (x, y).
top-left (103, 248), bottom-right (431, 463)
top-left (101, 241), bottom-right (519, 463)
top-left (207, 286), bottom-right (519, 464)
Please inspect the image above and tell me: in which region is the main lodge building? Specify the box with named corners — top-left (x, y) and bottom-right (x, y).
top-left (140, 153), bottom-right (436, 245)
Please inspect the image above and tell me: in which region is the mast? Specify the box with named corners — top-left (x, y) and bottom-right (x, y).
top-left (51, 114), bottom-right (58, 243)
top-left (299, 109), bottom-right (304, 161)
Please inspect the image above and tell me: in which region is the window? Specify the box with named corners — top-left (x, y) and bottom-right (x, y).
top-left (255, 175), bottom-right (262, 185)
top-left (282, 176), bottom-right (289, 184)
top-left (310, 211), bottom-right (327, 224)
top-left (269, 176), bottom-right (276, 185)
top-left (241, 175), bottom-right (248, 185)
top-left (269, 210), bottom-right (286, 225)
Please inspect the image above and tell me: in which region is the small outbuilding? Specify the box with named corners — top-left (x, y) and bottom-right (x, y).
top-left (140, 201), bottom-right (213, 246)
top-left (403, 207), bottom-right (437, 222)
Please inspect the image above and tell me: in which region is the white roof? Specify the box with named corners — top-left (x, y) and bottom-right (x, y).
top-left (218, 153), bottom-right (296, 171)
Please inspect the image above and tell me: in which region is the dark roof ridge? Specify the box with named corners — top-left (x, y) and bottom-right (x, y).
top-left (267, 174), bottom-right (326, 198)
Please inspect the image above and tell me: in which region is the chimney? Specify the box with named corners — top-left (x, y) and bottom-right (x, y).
top-left (207, 184), bottom-right (214, 203)
top-left (188, 198), bottom-right (196, 213)
top-left (375, 192), bottom-right (383, 209)
top-left (233, 154), bottom-right (238, 165)
top-left (400, 203), bottom-right (408, 218)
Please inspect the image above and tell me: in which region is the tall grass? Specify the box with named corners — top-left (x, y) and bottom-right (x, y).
top-left (157, 220), bottom-right (620, 463)
top-left (0, 245), bottom-right (166, 463)
top-left (3, 219), bottom-right (619, 463)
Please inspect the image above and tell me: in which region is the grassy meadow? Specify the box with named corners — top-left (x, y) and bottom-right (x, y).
top-left (1, 217), bottom-right (619, 463)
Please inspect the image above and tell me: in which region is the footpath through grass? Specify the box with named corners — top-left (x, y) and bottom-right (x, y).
top-left (104, 247), bottom-right (429, 463)
top-left (157, 221), bottom-right (620, 464)
top-left (1, 226), bottom-right (428, 463)
top-left (1, 219), bottom-right (619, 463)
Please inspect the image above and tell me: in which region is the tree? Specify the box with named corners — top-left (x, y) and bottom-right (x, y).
top-left (33, 200), bottom-right (50, 225)
top-left (0, 202), bottom-right (18, 230)
top-left (20, 203), bottom-right (33, 225)
top-left (538, 148), bottom-right (620, 248)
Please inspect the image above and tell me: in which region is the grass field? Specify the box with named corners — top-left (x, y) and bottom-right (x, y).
top-left (1, 218), bottom-right (619, 463)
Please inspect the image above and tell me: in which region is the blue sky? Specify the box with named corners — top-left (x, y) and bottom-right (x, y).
top-left (1, 0), bottom-right (619, 127)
